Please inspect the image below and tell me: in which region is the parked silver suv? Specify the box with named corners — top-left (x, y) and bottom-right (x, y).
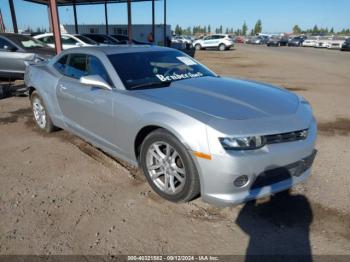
top-left (0, 33), bottom-right (55, 80)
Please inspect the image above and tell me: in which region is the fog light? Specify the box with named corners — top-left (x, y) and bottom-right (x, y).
top-left (234, 175), bottom-right (249, 187)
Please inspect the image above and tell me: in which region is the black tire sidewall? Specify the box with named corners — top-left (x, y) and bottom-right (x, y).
top-left (140, 129), bottom-right (200, 203)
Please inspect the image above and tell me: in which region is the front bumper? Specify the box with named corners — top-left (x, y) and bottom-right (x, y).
top-left (193, 120), bottom-right (317, 207)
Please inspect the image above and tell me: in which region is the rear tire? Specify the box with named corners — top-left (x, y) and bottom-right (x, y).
top-left (30, 91), bottom-right (56, 133)
top-left (195, 44), bottom-right (202, 50)
top-left (218, 44), bottom-right (226, 51)
top-left (140, 128), bottom-right (200, 203)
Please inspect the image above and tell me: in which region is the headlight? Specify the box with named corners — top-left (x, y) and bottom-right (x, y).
top-left (219, 136), bottom-right (266, 150)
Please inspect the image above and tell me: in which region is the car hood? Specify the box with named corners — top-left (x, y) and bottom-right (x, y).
top-left (134, 76), bottom-right (300, 121)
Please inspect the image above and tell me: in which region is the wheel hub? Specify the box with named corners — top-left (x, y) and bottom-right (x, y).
top-left (146, 142), bottom-right (186, 195)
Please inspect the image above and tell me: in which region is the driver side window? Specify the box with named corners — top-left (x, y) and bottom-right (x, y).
top-left (86, 55), bottom-right (112, 86)
top-left (65, 54), bottom-right (87, 79)
top-left (53, 55), bottom-right (69, 74)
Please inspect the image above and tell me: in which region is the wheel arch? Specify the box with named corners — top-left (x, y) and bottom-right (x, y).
top-left (28, 86), bottom-right (36, 98)
top-left (134, 124), bottom-right (188, 162)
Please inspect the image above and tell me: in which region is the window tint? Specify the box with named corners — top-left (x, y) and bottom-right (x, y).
top-left (54, 55), bottom-right (69, 74)
top-left (0, 37), bottom-right (13, 50)
top-left (212, 35), bottom-right (224, 40)
top-left (75, 35), bottom-right (97, 45)
top-left (40, 36), bottom-right (54, 44)
top-left (65, 54), bottom-right (87, 79)
top-left (62, 36), bottom-right (78, 45)
top-left (86, 56), bottom-right (112, 85)
top-left (85, 34), bottom-right (105, 43)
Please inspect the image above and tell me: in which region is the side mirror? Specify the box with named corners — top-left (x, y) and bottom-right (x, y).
top-left (80, 75), bottom-right (112, 90)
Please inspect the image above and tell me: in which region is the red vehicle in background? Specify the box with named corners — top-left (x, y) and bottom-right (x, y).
top-left (235, 36), bottom-right (245, 44)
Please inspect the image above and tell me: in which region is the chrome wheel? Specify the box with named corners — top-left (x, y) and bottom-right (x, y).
top-left (146, 142), bottom-right (186, 195)
top-left (32, 97), bottom-right (46, 129)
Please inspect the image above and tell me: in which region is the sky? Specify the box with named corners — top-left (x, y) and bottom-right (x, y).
top-left (0, 0), bottom-right (350, 33)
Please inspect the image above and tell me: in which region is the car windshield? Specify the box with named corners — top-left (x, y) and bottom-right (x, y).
top-left (75, 35), bottom-right (97, 45)
top-left (6, 34), bottom-right (45, 49)
top-left (108, 50), bottom-right (216, 90)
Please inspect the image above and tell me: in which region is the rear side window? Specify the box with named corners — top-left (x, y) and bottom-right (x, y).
top-left (62, 36), bottom-right (78, 45)
top-left (54, 55), bottom-right (69, 74)
top-left (40, 36), bottom-right (54, 44)
top-left (65, 54), bottom-right (87, 79)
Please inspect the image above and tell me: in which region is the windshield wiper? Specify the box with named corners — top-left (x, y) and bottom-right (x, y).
top-left (129, 81), bottom-right (172, 90)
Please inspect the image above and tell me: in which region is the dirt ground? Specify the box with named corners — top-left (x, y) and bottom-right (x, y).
top-left (1, 45), bottom-right (350, 256)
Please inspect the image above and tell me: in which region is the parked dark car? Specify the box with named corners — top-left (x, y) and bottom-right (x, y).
top-left (251, 36), bottom-right (269, 45)
top-left (110, 34), bottom-right (147, 45)
top-left (288, 36), bottom-right (306, 47)
top-left (0, 33), bottom-right (55, 80)
top-left (267, 36), bottom-right (282, 46)
top-left (83, 34), bottom-right (120, 45)
top-left (279, 37), bottom-right (290, 46)
top-left (341, 38), bottom-right (350, 51)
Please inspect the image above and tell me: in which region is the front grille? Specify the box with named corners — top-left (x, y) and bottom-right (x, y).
top-left (265, 129), bottom-right (308, 145)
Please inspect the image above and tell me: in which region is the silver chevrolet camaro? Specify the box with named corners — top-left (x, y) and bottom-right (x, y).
top-left (24, 46), bottom-right (317, 206)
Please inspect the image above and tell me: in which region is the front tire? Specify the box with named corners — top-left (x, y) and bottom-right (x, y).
top-left (140, 129), bottom-right (200, 203)
top-left (30, 91), bottom-right (56, 133)
top-left (195, 44), bottom-right (202, 50)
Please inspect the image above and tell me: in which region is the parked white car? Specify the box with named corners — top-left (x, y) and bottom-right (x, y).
top-left (34, 33), bottom-right (97, 50)
top-left (327, 36), bottom-right (348, 49)
top-left (314, 36), bottom-right (333, 48)
top-left (172, 36), bottom-right (192, 45)
top-left (193, 34), bottom-right (234, 51)
top-left (302, 36), bottom-right (319, 47)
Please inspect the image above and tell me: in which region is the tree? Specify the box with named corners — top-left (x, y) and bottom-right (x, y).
top-left (175, 24), bottom-right (182, 35)
top-left (254, 19), bottom-right (262, 34)
top-left (312, 25), bottom-right (319, 34)
top-left (208, 25), bottom-right (211, 34)
top-left (330, 27), bottom-right (334, 34)
top-left (293, 25), bottom-right (302, 34)
top-left (242, 21), bottom-right (248, 36)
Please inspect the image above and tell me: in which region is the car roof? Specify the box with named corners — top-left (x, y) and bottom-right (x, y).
top-left (61, 45), bottom-right (174, 55)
